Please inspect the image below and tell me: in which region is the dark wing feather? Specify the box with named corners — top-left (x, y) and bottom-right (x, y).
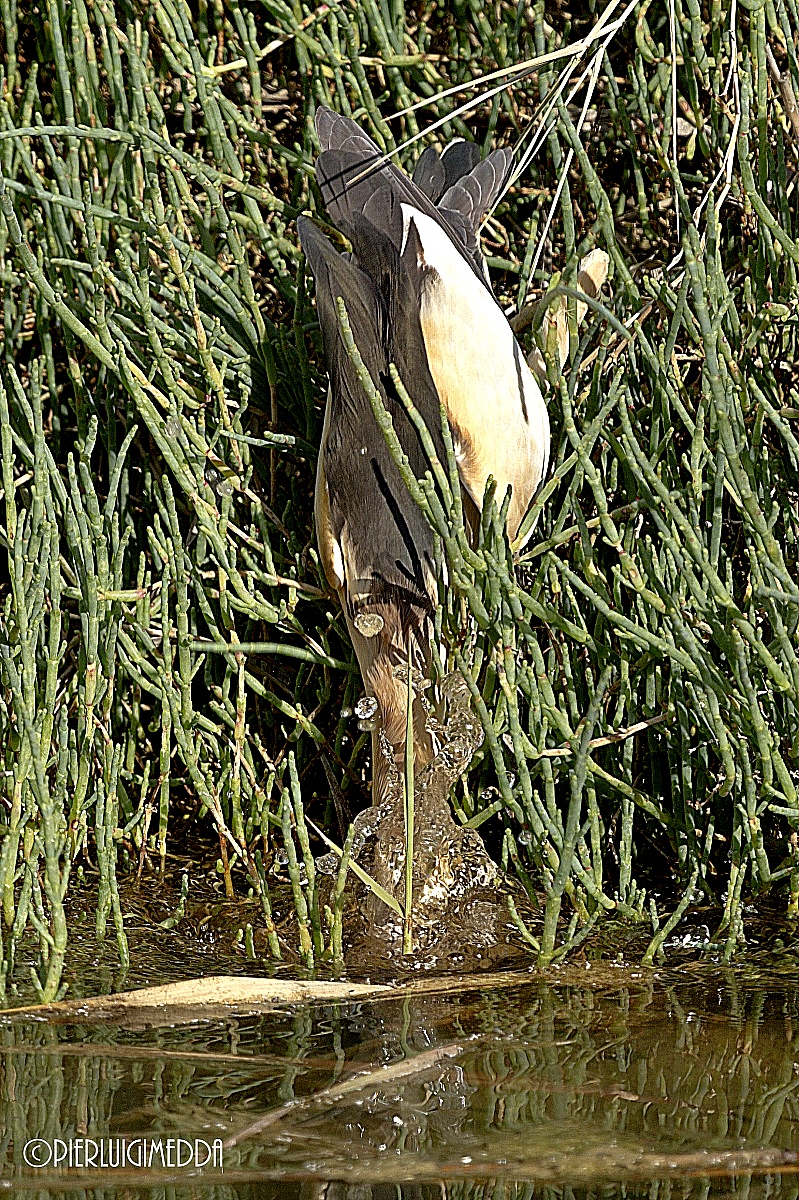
top-left (411, 146), bottom-right (446, 203)
top-left (393, 217), bottom-right (445, 409)
top-left (315, 106), bottom-right (384, 154)
top-left (440, 140), bottom-right (480, 189)
top-left (349, 194), bottom-right (445, 451)
top-left (315, 148), bottom-right (397, 245)
top-left (298, 215), bottom-right (439, 625)
top-left (314, 107), bottom-right (487, 279)
top-left (438, 148), bottom-right (514, 232)
top-left (349, 186), bottom-right (405, 290)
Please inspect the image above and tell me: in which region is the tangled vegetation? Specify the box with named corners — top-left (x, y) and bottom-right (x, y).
top-left (0, 0), bottom-right (798, 999)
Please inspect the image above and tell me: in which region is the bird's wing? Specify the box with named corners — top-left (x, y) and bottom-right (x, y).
top-left (311, 110), bottom-right (549, 549)
top-left (411, 145), bottom-right (446, 203)
top-left (298, 214), bottom-right (439, 631)
top-left (348, 188), bottom-right (449, 464)
top-left (437, 148), bottom-right (514, 238)
top-left (411, 139), bottom-right (481, 204)
top-left (413, 139), bottom-right (505, 219)
top-left (434, 149), bottom-right (514, 276)
top-left (440, 140), bottom-right (481, 189)
top-left (315, 109), bottom-right (435, 241)
top-left (301, 209), bottom-right (445, 790)
top-left (314, 107), bottom-right (488, 278)
top-left (315, 105), bottom-right (381, 153)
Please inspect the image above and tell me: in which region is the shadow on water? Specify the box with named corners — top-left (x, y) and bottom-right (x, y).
top-left (4, 967), bottom-right (799, 1198)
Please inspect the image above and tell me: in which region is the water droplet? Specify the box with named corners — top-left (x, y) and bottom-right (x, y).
top-left (354, 612), bottom-right (384, 637)
top-left (316, 852), bottom-right (339, 875)
top-left (166, 415), bottom-right (181, 438)
top-left (218, 478), bottom-right (233, 497)
top-left (355, 695), bottom-right (378, 721)
top-left (518, 829), bottom-right (533, 846)
top-left (275, 849), bottom-right (288, 866)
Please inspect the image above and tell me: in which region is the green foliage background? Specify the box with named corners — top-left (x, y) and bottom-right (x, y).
top-left (0, 0), bottom-right (798, 998)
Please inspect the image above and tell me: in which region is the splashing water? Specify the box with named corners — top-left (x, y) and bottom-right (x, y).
top-left (341, 674), bottom-right (531, 973)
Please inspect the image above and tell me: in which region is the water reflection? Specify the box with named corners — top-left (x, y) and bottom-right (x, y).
top-left (2, 971), bottom-right (799, 1199)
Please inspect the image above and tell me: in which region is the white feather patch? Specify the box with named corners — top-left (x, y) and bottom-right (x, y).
top-left (401, 204), bottom-right (549, 544)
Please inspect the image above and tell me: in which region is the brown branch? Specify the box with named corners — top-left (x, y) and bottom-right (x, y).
top-left (766, 44), bottom-right (799, 143)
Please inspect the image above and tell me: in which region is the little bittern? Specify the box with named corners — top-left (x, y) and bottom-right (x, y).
top-left (298, 108), bottom-right (607, 801)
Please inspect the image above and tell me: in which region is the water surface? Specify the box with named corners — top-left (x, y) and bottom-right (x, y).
top-left (4, 962), bottom-right (799, 1199)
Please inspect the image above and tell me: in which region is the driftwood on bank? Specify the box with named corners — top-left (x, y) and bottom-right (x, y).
top-left (0, 967), bottom-right (549, 1028)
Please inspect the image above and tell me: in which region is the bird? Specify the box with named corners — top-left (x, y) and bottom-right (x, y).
top-left (298, 107), bottom-right (607, 802)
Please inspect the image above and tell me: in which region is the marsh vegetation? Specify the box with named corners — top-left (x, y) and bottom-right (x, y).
top-left (1, 0), bottom-right (799, 996)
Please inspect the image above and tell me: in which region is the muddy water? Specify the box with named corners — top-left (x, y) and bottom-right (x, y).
top-left (4, 964), bottom-right (799, 1198)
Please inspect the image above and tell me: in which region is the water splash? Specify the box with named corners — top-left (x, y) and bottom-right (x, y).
top-left (343, 673), bottom-right (529, 972)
